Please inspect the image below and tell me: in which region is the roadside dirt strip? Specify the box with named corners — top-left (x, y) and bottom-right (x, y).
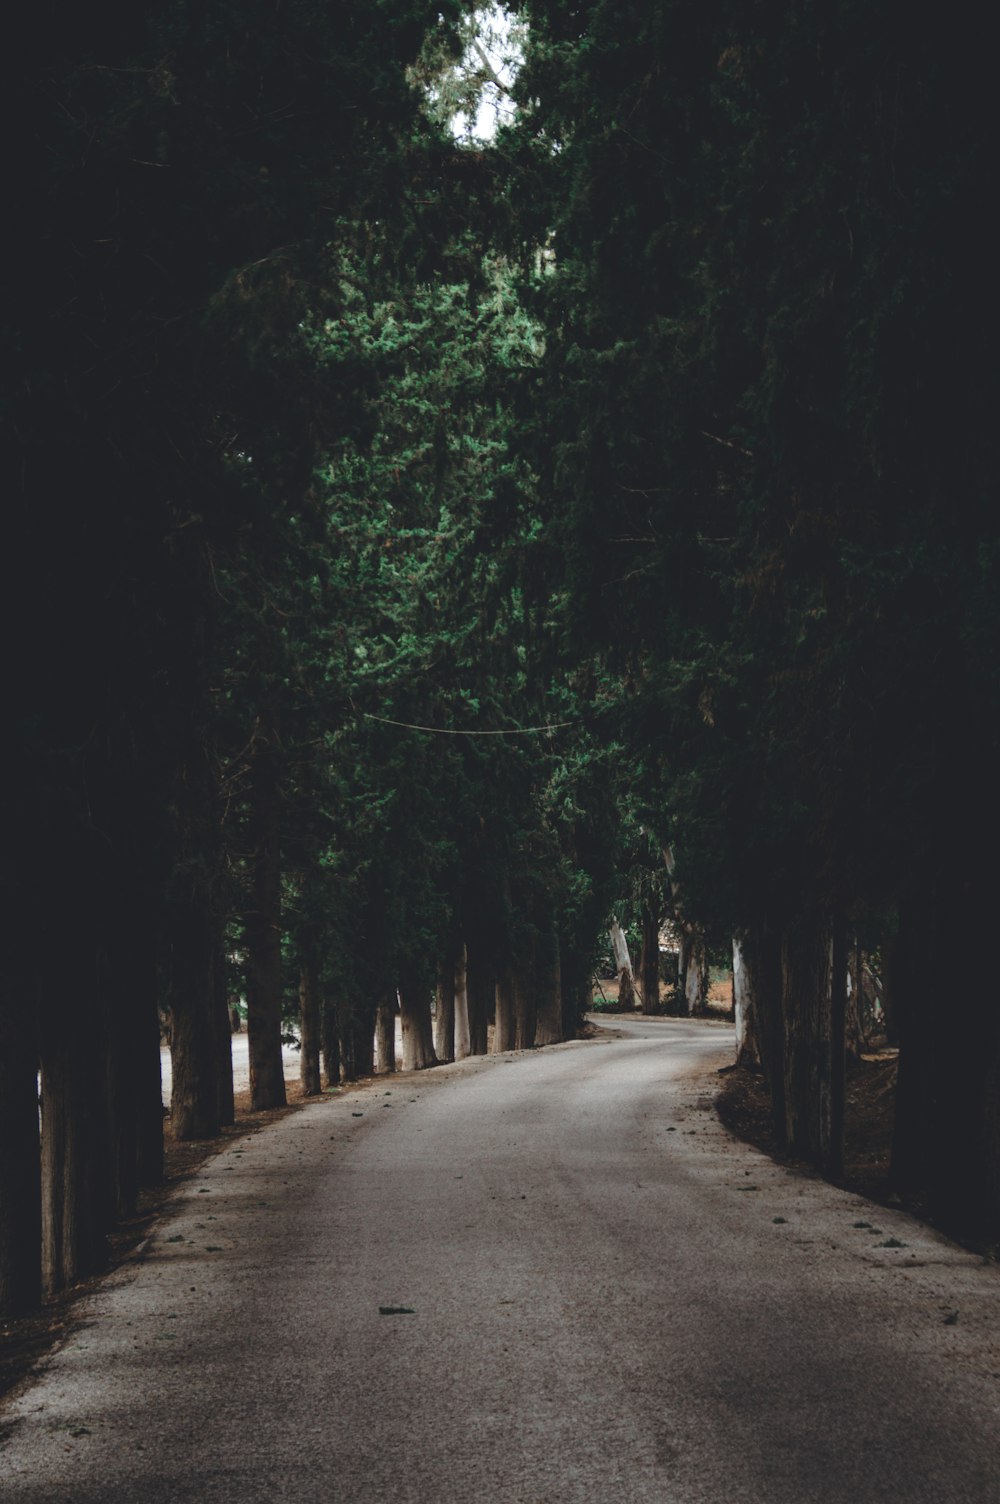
top-left (3, 1018), bottom-right (999, 1503)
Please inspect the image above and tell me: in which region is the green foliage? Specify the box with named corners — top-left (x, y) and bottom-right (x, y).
top-left (500, 0), bottom-right (998, 942)
top-left (9, 0), bottom-right (999, 1297)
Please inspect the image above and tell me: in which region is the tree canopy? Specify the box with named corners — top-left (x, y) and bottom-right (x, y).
top-left (3, 0), bottom-right (997, 1319)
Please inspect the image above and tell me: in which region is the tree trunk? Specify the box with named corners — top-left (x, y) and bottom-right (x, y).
top-left (781, 911), bottom-right (845, 1172)
top-left (105, 954), bottom-right (142, 1219)
top-left (342, 1001), bottom-right (376, 1080)
top-left (355, 1000), bottom-right (376, 1078)
top-left (167, 895), bottom-right (221, 1141)
top-left (39, 966), bottom-right (114, 1296)
top-left (680, 929), bottom-right (709, 1015)
top-left (322, 992), bottom-right (341, 1087)
top-left (739, 923), bottom-right (785, 1145)
top-left (0, 997), bottom-right (41, 1317)
top-left (102, 904), bottom-right (164, 1206)
top-left (245, 730), bottom-right (285, 1111)
top-left (100, 911), bottom-right (157, 1221)
top-left (732, 936), bottom-right (759, 1068)
top-left (494, 965), bottom-right (517, 1052)
top-left (299, 962), bottom-right (322, 1095)
top-left (890, 894), bottom-right (933, 1199)
top-left (134, 966), bottom-right (165, 1189)
top-left (465, 936), bottom-right (492, 1056)
top-left (829, 916), bottom-right (847, 1179)
top-left (639, 906), bottom-right (661, 1013)
top-left (375, 993), bottom-right (398, 1074)
top-left (560, 937), bottom-right (591, 1038)
top-left (890, 881), bottom-right (1000, 1238)
top-left (399, 982), bottom-right (437, 1071)
top-left (212, 936), bottom-right (235, 1128)
top-left (859, 952), bottom-right (884, 1044)
top-left (533, 927), bottom-right (563, 1046)
top-left (610, 919), bottom-right (637, 1010)
top-left (433, 952), bottom-right (456, 1063)
top-left (845, 938), bottom-right (864, 1059)
top-left (454, 944), bottom-right (471, 1059)
top-left (879, 935), bottom-right (901, 1047)
top-left (513, 948), bottom-right (538, 1051)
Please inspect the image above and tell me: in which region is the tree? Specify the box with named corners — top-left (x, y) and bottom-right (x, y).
top-left (501, 0), bottom-right (998, 1213)
top-left (4, 0), bottom-right (474, 1311)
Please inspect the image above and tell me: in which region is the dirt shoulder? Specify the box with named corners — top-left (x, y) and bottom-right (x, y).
top-left (716, 1052), bottom-right (899, 1206)
top-left (0, 1082), bottom-right (325, 1407)
top-left (715, 1050), bottom-right (1000, 1261)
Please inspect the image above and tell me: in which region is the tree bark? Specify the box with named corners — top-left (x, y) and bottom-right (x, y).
top-left (212, 936), bottom-right (235, 1128)
top-left (610, 919), bottom-right (637, 1009)
top-left (680, 929), bottom-right (709, 1015)
top-left (513, 951), bottom-right (538, 1051)
top-left (321, 991), bottom-right (341, 1087)
top-left (638, 906), bottom-right (661, 1013)
top-left (465, 936), bottom-right (492, 1056)
top-left (454, 943), bottom-right (471, 1059)
top-left (299, 962), bottom-right (322, 1095)
top-left (342, 1001), bottom-right (376, 1081)
top-left (889, 881), bottom-right (1000, 1237)
top-left (104, 973), bottom-right (137, 1228)
top-left (167, 894), bottom-right (221, 1140)
top-left (355, 998), bottom-right (375, 1076)
top-left (829, 915), bottom-right (847, 1178)
top-left (845, 938), bottom-right (863, 1060)
top-left (494, 965), bottom-right (517, 1052)
top-left (399, 982), bottom-right (438, 1071)
top-left (533, 927), bottom-right (563, 1046)
top-left (0, 997), bottom-right (41, 1317)
top-left (559, 937), bottom-right (591, 1038)
top-left (889, 896), bottom-right (932, 1198)
top-left (245, 727), bottom-right (286, 1111)
top-left (879, 935), bottom-right (901, 1047)
top-left (134, 966), bottom-right (165, 1189)
top-left (739, 923), bottom-right (785, 1145)
top-left (732, 936), bottom-right (759, 1069)
top-left (39, 966), bottom-right (114, 1296)
top-left (433, 951), bottom-right (456, 1063)
top-left (781, 911), bottom-right (845, 1172)
top-left (98, 908), bottom-right (156, 1221)
top-left (375, 993), bottom-right (398, 1074)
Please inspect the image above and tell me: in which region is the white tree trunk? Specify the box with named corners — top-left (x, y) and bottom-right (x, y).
top-left (684, 952), bottom-right (704, 1014)
top-left (610, 919), bottom-right (631, 975)
top-left (681, 930), bottom-right (708, 1015)
top-left (399, 985), bottom-right (437, 1072)
top-left (733, 937), bottom-right (755, 1065)
top-left (454, 943), bottom-right (471, 1059)
top-left (610, 919), bottom-right (637, 1010)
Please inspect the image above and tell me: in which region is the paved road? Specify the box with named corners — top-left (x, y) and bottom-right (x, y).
top-left (4, 1019), bottom-right (1000, 1502)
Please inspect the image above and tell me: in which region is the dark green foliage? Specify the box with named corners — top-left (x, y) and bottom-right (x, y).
top-left (501, 0), bottom-right (998, 1212)
top-left (507, 0), bottom-right (996, 929)
top-left (6, 0), bottom-right (998, 1316)
top-left (3, 0), bottom-right (473, 1308)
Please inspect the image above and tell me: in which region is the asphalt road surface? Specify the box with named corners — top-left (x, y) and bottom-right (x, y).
top-left (4, 1018), bottom-right (1000, 1502)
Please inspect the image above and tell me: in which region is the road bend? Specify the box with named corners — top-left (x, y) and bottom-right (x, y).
top-left (3, 1018), bottom-right (999, 1503)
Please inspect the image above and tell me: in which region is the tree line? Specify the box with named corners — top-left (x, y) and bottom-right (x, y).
top-left (3, 0), bottom-right (996, 1320)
